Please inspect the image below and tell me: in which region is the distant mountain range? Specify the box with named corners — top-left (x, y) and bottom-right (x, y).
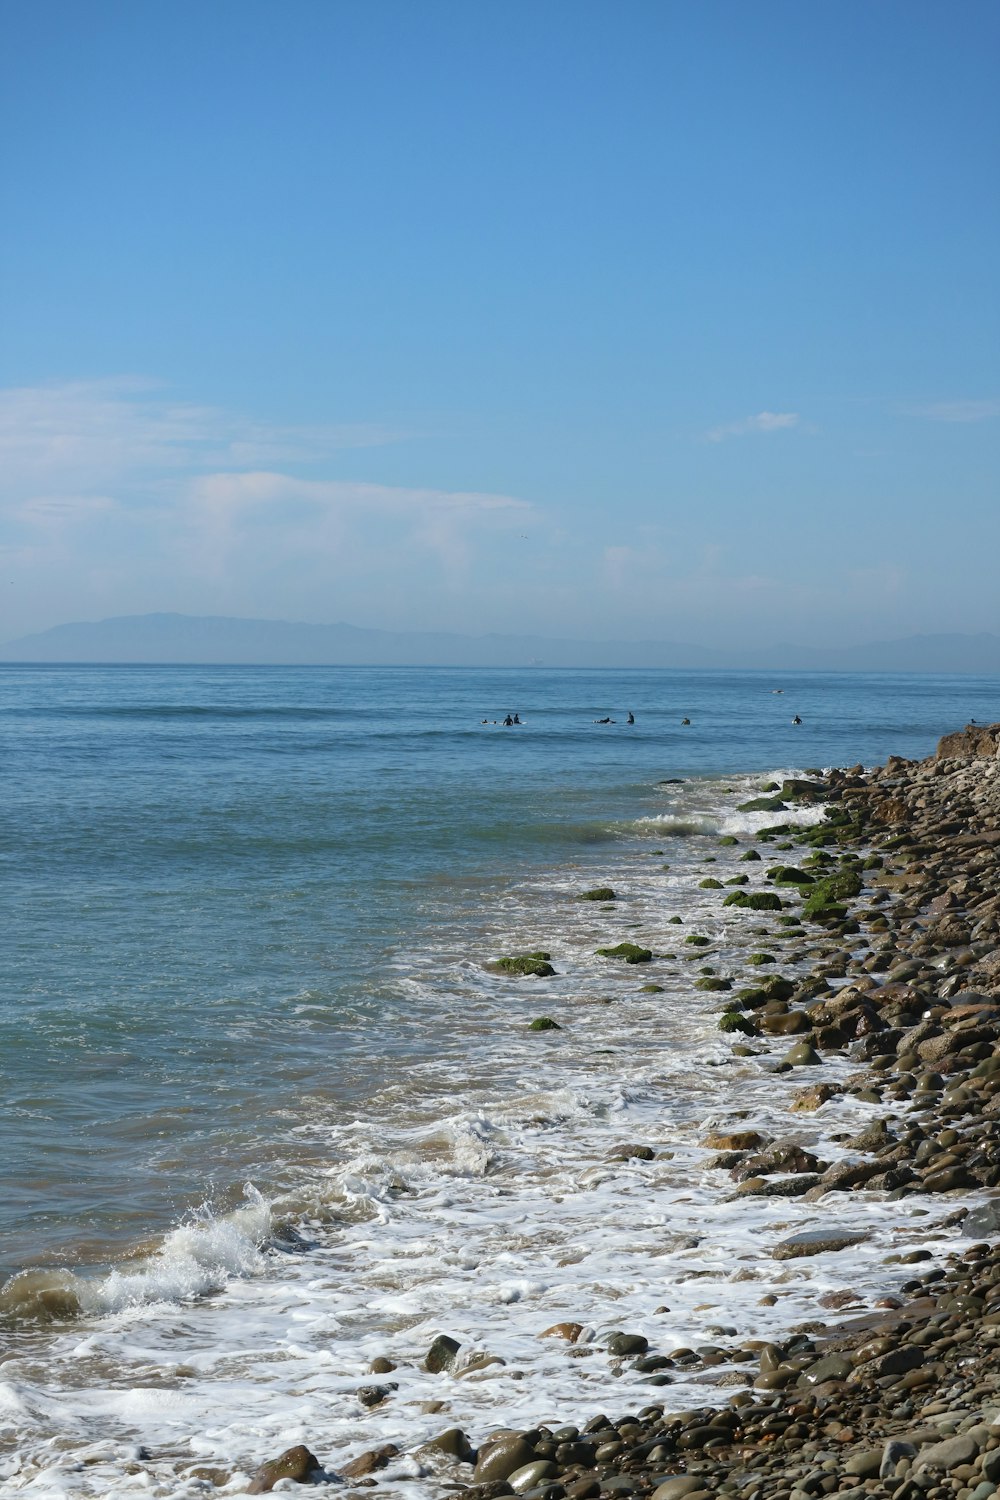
top-left (2, 613), bottom-right (1000, 674)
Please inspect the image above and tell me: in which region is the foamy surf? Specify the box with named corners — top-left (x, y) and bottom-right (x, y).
top-left (0, 1188), bottom-right (272, 1322)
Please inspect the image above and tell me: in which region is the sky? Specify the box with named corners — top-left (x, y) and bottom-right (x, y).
top-left (0, 0), bottom-right (997, 650)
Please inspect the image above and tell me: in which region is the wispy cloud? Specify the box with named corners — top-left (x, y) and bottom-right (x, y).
top-left (0, 377), bottom-right (406, 493)
top-left (0, 379), bottom-right (535, 622)
top-left (704, 411), bottom-right (801, 443)
top-left (904, 398), bottom-right (1000, 423)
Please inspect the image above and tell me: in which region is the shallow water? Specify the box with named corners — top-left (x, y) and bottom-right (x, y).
top-left (1, 664), bottom-right (997, 1494)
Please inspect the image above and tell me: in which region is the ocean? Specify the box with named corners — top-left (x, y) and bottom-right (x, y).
top-left (1, 663), bottom-right (998, 1497)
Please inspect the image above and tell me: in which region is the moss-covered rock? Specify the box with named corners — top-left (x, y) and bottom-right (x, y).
top-left (723, 891), bottom-right (783, 911)
top-left (737, 975), bottom-right (795, 1008)
top-left (801, 868), bottom-right (863, 919)
top-left (737, 796), bottom-right (787, 812)
top-left (781, 778), bottom-right (829, 801)
top-left (725, 874), bottom-right (750, 886)
top-left (596, 942), bottom-right (652, 964)
top-left (718, 835), bottom-right (740, 846)
top-left (528, 1016), bottom-right (561, 1031)
top-left (767, 866), bottom-right (815, 885)
top-left (747, 952), bottom-right (777, 965)
top-left (684, 934), bottom-right (712, 946)
top-left (719, 1011), bottom-right (759, 1035)
top-left (699, 878), bottom-right (723, 889)
top-left (696, 976), bottom-right (732, 991)
top-left (639, 983), bottom-right (665, 993)
top-left (488, 953), bottom-right (556, 977)
top-left (668, 915), bottom-right (683, 923)
top-left (739, 849), bottom-right (762, 862)
top-left (577, 887), bottom-right (616, 902)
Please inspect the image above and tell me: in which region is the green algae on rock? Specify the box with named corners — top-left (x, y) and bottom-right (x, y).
top-left (718, 1011), bottom-right (758, 1035)
top-left (487, 952), bottom-right (556, 977)
top-left (596, 942), bottom-right (653, 963)
top-left (576, 887), bottom-right (616, 902)
top-left (723, 891), bottom-right (783, 911)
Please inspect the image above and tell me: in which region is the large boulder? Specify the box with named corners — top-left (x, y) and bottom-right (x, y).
top-left (937, 722), bottom-right (1000, 758)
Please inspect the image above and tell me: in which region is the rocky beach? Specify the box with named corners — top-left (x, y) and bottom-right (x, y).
top-left (242, 722), bottom-right (1000, 1500)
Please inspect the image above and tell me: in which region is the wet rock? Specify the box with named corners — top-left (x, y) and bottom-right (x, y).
top-left (702, 1129), bottom-right (769, 1151)
top-left (732, 1142), bottom-right (825, 1179)
top-left (247, 1445), bottom-right (322, 1493)
top-left (789, 1082), bottom-right (839, 1111)
top-left (773, 1229), bottom-right (868, 1259)
top-left (595, 943), bottom-right (653, 964)
top-left (508, 1459), bottom-right (560, 1491)
top-left (578, 887), bottom-right (616, 901)
top-left (723, 891), bottom-right (784, 911)
top-left (539, 1322), bottom-right (584, 1341)
top-left (474, 1434), bottom-right (539, 1484)
top-left (800, 1353), bottom-right (854, 1384)
top-left (488, 954), bottom-right (557, 978)
top-left (606, 1331), bottom-right (648, 1356)
top-left (783, 1039), bottom-right (823, 1066)
top-left (357, 1383), bottom-right (395, 1407)
top-left (424, 1333), bottom-right (462, 1372)
top-left (963, 1199), bottom-right (1000, 1237)
top-left (340, 1444), bottom-right (399, 1478)
top-left (738, 1173), bottom-right (820, 1197)
top-left (427, 1428), bottom-right (476, 1462)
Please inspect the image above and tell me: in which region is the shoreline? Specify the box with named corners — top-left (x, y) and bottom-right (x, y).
top-left (246, 722), bottom-right (1000, 1498)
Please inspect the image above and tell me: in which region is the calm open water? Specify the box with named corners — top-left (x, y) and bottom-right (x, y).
top-left (1, 663), bottom-right (997, 1283)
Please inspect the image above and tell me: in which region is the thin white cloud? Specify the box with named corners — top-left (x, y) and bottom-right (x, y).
top-left (905, 398), bottom-right (1000, 423)
top-left (188, 471), bottom-right (526, 518)
top-left (0, 378), bottom-right (406, 495)
top-left (0, 379), bottom-right (536, 624)
top-left (704, 411), bottom-right (801, 443)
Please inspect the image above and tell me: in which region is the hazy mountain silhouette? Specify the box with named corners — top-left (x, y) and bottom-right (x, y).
top-left (2, 612), bottom-right (1000, 674)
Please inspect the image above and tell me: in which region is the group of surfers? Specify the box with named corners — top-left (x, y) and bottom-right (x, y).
top-left (482, 710), bottom-right (803, 726)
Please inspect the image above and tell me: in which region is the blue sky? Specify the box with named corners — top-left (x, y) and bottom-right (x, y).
top-left (1, 0), bottom-right (997, 648)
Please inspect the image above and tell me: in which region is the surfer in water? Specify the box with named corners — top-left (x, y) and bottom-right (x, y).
top-left (792, 715), bottom-right (802, 725)
top-left (502, 714), bottom-right (514, 726)
top-left (681, 717), bottom-right (690, 725)
top-left (626, 712), bottom-right (634, 724)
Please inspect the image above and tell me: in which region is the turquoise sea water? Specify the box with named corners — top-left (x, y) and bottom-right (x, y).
top-left (2, 663), bottom-right (998, 1287)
